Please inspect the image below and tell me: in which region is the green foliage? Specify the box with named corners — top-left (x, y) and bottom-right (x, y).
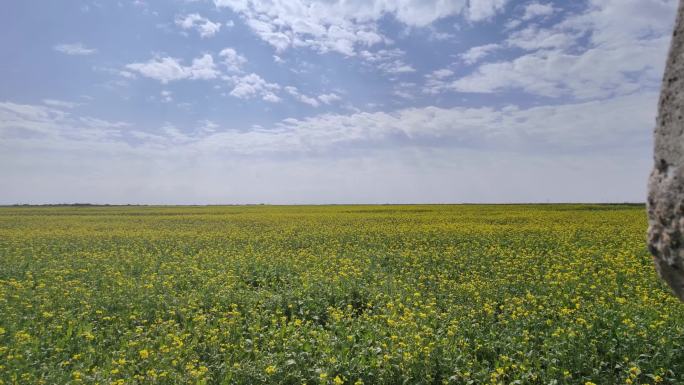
top-left (0, 204), bottom-right (682, 384)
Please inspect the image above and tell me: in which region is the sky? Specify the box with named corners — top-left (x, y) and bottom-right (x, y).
top-left (0, 0), bottom-right (678, 204)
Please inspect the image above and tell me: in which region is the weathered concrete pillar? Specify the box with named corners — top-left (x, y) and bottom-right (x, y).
top-left (648, 0), bottom-right (684, 301)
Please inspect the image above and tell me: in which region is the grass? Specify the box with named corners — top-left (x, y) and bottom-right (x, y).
top-left (0, 204), bottom-right (682, 384)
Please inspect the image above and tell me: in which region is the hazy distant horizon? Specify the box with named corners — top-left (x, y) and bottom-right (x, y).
top-left (1, 201), bottom-right (648, 207)
top-left (0, 0), bottom-right (676, 204)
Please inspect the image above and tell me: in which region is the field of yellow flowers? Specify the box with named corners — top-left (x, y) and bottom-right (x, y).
top-left (0, 204), bottom-right (683, 385)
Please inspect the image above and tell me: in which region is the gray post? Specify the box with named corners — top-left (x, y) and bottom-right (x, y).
top-left (647, 0), bottom-right (684, 301)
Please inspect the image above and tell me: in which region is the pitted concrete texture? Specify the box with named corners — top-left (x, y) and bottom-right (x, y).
top-left (648, 1), bottom-right (684, 301)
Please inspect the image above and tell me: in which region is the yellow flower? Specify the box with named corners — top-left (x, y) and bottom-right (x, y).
top-left (333, 375), bottom-right (344, 385)
top-left (138, 349), bottom-right (149, 359)
top-left (265, 365), bottom-right (277, 375)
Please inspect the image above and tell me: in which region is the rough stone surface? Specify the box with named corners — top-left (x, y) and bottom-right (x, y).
top-left (648, 0), bottom-right (684, 301)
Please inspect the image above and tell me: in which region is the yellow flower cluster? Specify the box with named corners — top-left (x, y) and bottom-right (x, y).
top-left (0, 204), bottom-right (682, 384)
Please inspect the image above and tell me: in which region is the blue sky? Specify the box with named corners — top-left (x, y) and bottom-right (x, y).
top-left (0, 0), bottom-right (678, 204)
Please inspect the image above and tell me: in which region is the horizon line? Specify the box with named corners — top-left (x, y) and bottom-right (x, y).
top-left (0, 202), bottom-right (648, 207)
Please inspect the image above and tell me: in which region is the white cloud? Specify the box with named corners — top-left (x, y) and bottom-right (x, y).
top-left (219, 48), bottom-right (247, 72)
top-left (379, 62), bottom-right (415, 74)
top-left (423, 69), bottom-right (455, 94)
top-left (459, 43), bottom-right (500, 65)
top-left (53, 43), bottom-right (97, 55)
top-left (125, 54), bottom-right (220, 83)
top-left (449, 0), bottom-right (677, 100)
top-left (450, 44), bottom-right (666, 98)
top-left (118, 70), bottom-right (136, 79)
top-left (2, 90), bottom-right (655, 155)
top-left (360, 49), bottom-right (415, 74)
top-left (257, 91), bottom-right (651, 154)
top-left (160, 90), bottom-right (173, 103)
top-left (428, 28), bottom-right (456, 41)
top-left (467, 0), bottom-right (509, 22)
top-left (42, 99), bottom-right (80, 109)
top-left (504, 0), bottom-right (555, 28)
top-left (392, 89), bottom-right (413, 99)
top-left (0, 102), bottom-right (126, 142)
top-left (176, 13), bottom-right (222, 38)
top-left (2, 50), bottom-right (664, 205)
top-left (504, 2), bottom-right (562, 31)
top-left (391, 82), bottom-right (416, 99)
top-left (0, 91), bottom-right (657, 203)
top-left (186, 54), bottom-right (220, 79)
top-left (212, 0), bottom-right (507, 55)
top-left (285, 86), bottom-right (320, 107)
top-left (574, 0), bottom-right (676, 48)
top-left (283, 88), bottom-right (343, 107)
top-left (198, 120), bottom-right (219, 133)
top-left (506, 26), bottom-right (576, 51)
top-left (262, 93), bottom-right (281, 103)
top-left (318, 93), bottom-right (341, 104)
top-left (521, 2), bottom-right (554, 21)
top-left (430, 69), bottom-right (454, 79)
top-left (227, 73), bottom-right (281, 102)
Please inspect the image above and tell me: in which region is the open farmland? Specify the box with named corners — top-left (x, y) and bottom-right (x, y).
top-left (0, 204), bottom-right (683, 385)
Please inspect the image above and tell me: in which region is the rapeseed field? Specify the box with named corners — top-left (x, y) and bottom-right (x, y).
top-left (0, 204), bottom-right (682, 385)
